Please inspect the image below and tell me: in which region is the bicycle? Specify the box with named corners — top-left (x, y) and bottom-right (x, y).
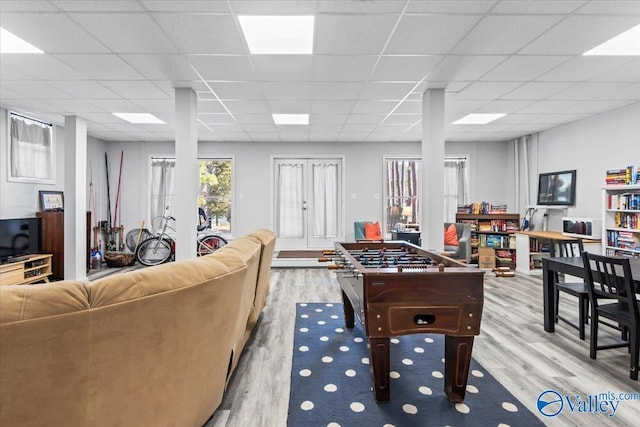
top-left (135, 209), bottom-right (228, 266)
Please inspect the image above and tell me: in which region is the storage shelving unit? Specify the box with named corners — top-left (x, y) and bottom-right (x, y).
top-left (0, 254), bottom-right (53, 286)
top-left (602, 184), bottom-right (640, 257)
top-left (455, 213), bottom-right (519, 268)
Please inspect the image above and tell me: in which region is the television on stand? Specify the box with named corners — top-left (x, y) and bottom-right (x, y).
top-left (0, 217), bottom-right (42, 264)
top-left (537, 170), bottom-right (576, 206)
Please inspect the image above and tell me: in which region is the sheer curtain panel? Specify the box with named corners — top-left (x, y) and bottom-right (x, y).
top-left (150, 158), bottom-right (176, 228)
top-left (9, 112), bottom-right (54, 183)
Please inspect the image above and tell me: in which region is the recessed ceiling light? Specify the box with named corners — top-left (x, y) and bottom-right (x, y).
top-left (238, 15), bottom-right (314, 54)
top-left (0, 27), bottom-right (43, 53)
top-left (583, 23), bottom-right (640, 56)
top-left (272, 114), bottom-right (309, 125)
top-left (452, 113), bottom-right (506, 125)
top-left (113, 113), bottom-right (165, 124)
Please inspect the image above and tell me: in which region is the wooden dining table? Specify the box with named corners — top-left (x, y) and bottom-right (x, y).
top-left (542, 256), bottom-right (640, 333)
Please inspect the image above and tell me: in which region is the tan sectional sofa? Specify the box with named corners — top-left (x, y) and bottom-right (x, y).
top-left (0, 229), bottom-right (276, 427)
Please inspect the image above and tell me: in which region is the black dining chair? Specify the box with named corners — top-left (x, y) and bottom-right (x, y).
top-left (550, 239), bottom-right (589, 340)
top-left (581, 252), bottom-right (639, 380)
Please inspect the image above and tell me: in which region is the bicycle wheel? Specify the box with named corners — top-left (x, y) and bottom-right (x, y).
top-left (198, 235), bottom-right (228, 256)
top-left (136, 237), bottom-right (173, 266)
top-left (125, 228), bottom-right (153, 252)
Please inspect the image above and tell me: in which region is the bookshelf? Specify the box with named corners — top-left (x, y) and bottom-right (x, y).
top-left (602, 184), bottom-right (640, 257)
top-left (455, 213), bottom-right (519, 268)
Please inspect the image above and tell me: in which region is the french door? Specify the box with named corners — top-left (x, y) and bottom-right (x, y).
top-left (274, 157), bottom-right (343, 249)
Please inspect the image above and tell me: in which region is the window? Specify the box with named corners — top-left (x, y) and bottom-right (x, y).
top-left (149, 157), bottom-right (233, 238)
top-left (384, 158), bottom-right (420, 234)
top-left (383, 156), bottom-right (469, 233)
top-left (8, 112), bottom-right (54, 183)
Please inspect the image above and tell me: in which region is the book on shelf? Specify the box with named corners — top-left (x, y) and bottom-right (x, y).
top-left (456, 202), bottom-right (508, 215)
top-left (614, 212), bottom-right (640, 229)
top-left (608, 193), bottom-right (640, 210)
top-left (605, 166), bottom-right (639, 185)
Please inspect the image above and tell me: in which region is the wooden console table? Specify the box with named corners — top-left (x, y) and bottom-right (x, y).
top-left (0, 254), bottom-right (53, 286)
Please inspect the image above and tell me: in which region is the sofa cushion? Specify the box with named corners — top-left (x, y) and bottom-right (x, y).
top-left (364, 221), bottom-right (382, 240)
top-left (444, 223), bottom-right (459, 246)
top-left (0, 281), bottom-right (89, 324)
top-left (86, 255), bottom-right (246, 308)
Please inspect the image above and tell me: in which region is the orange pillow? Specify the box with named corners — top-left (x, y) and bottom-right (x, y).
top-left (364, 221), bottom-right (382, 240)
top-left (444, 223), bottom-right (459, 246)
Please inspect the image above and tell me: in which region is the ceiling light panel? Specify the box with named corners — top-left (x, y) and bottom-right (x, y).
top-left (0, 27), bottom-right (43, 53)
top-left (272, 114), bottom-right (309, 125)
top-left (113, 113), bottom-right (165, 124)
top-left (452, 113), bottom-right (506, 125)
top-left (239, 15), bottom-right (314, 54)
top-left (583, 23), bottom-right (640, 56)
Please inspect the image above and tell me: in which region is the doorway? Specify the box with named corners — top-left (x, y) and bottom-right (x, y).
top-left (273, 157), bottom-right (343, 249)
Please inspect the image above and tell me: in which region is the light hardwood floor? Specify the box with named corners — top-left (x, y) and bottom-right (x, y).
top-left (206, 268), bottom-right (640, 427)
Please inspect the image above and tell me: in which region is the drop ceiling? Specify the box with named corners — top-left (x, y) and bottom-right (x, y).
top-left (1, 0), bottom-right (639, 142)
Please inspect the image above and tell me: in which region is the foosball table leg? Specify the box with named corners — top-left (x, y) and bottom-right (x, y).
top-left (341, 291), bottom-right (355, 329)
top-left (444, 335), bottom-right (475, 402)
top-left (368, 337), bottom-right (390, 402)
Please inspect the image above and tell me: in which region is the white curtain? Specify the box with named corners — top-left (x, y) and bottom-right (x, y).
top-left (9, 113), bottom-right (53, 181)
top-left (312, 163), bottom-right (338, 238)
top-left (276, 163), bottom-right (304, 237)
top-left (150, 158), bottom-right (176, 229)
top-left (444, 157), bottom-right (469, 222)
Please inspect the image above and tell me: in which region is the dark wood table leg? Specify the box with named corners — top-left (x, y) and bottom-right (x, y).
top-left (368, 337), bottom-right (390, 401)
top-left (542, 259), bottom-right (555, 332)
top-left (341, 290), bottom-right (355, 329)
top-left (444, 335), bottom-right (474, 402)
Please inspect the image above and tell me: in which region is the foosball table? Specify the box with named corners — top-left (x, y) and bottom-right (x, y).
top-left (320, 241), bottom-right (484, 402)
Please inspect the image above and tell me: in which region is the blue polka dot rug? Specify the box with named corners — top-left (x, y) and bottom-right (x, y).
top-left (287, 303), bottom-right (545, 427)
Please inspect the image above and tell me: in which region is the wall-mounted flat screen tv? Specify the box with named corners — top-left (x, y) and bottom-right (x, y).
top-left (0, 217), bottom-right (41, 263)
top-left (537, 170), bottom-right (576, 206)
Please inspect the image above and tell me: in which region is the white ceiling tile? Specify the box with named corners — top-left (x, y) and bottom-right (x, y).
top-left (589, 58), bottom-right (640, 83)
top-left (1, 56), bottom-right (87, 80)
top-left (189, 56), bottom-right (257, 81)
top-left (481, 56), bottom-right (572, 81)
top-left (548, 82), bottom-right (632, 100)
top-left (207, 82), bottom-right (264, 100)
top-left (337, 132), bottom-right (372, 141)
top-left (1, 1), bottom-right (59, 11)
top-left (452, 15), bottom-right (564, 54)
top-left (406, 1), bottom-right (497, 13)
top-left (383, 114), bottom-right (420, 125)
top-left (232, 114), bottom-right (273, 125)
top-left (269, 100), bottom-right (312, 113)
top-left (341, 124), bottom-right (377, 133)
top-left (491, 1), bottom-right (586, 14)
top-left (393, 100), bottom-right (422, 114)
top-left (70, 12), bottom-right (177, 53)
top-left (55, 54), bottom-right (145, 80)
top-left (592, 83), bottom-right (640, 100)
top-left (132, 99), bottom-right (175, 113)
top-left (262, 83), bottom-right (312, 100)
top-left (142, 1), bottom-right (230, 12)
top-left (48, 81), bottom-right (120, 99)
top-left (312, 82), bottom-right (364, 100)
top-left (0, 13), bottom-right (109, 53)
top-left (313, 56), bottom-right (378, 81)
top-left (370, 56), bottom-right (442, 81)
top-left (454, 82), bottom-right (524, 100)
top-left (345, 114), bottom-right (387, 124)
top-left (359, 82), bottom-right (417, 100)
top-left (197, 100), bottom-right (227, 114)
top-left (251, 56), bottom-right (314, 82)
top-left (1, 81), bottom-right (73, 99)
top-left (88, 99), bottom-right (141, 112)
top-left (521, 15), bottom-right (640, 54)
top-left (476, 99), bottom-right (536, 113)
top-left (500, 82), bottom-right (575, 99)
top-left (386, 14), bottom-right (481, 55)
top-left (555, 100), bottom-right (633, 114)
top-left (224, 100), bottom-right (271, 114)
top-left (311, 101), bottom-right (356, 114)
top-left (516, 100), bottom-right (580, 114)
top-left (314, 14), bottom-right (400, 54)
top-left (352, 101), bottom-right (397, 114)
top-left (46, 99), bottom-right (105, 113)
top-left (427, 56), bottom-right (508, 81)
top-left (309, 124), bottom-right (343, 133)
top-left (100, 81), bottom-right (170, 99)
top-left (536, 56), bottom-right (633, 81)
top-left (231, 0), bottom-right (321, 13)
top-left (119, 55), bottom-right (199, 81)
top-left (248, 133), bottom-right (279, 141)
top-left (153, 13), bottom-right (246, 54)
top-left (53, 1), bottom-right (144, 11)
top-left (199, 114), bottom-right (236, 125)
top-left (576, 1), bottom-right (640, 14)
top-left (310, 114), bottom-right (348, 125)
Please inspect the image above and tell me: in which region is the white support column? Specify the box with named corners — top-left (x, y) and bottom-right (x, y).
top-left (421, 89), bottom-right (445, 251)
top-left (64, 116), bottom-right (87, 280)
top-left (174, 87), bottom-right (198, 260)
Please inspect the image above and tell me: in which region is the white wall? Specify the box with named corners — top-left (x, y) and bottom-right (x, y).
top-left (526, 101), bottom-right (640, 230)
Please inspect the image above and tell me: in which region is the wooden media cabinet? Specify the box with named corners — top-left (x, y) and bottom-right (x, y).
top-left (0, 254), bottom-right (53, 286)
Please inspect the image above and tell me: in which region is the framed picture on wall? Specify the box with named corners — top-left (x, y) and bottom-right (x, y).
top-left (39, 191), bottom-right (64, 211)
